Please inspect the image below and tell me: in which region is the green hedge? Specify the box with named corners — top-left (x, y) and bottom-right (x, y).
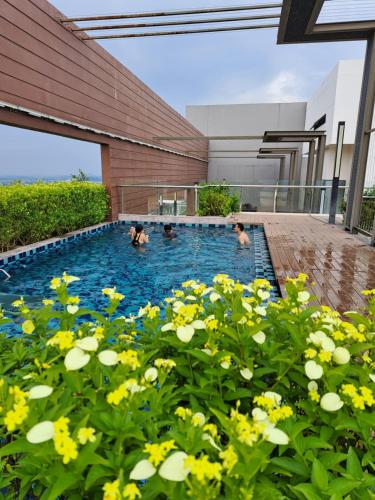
top-left (198, 184), bottom-right (240, 216)
top-left (0, 182), bottom-right (109, 252)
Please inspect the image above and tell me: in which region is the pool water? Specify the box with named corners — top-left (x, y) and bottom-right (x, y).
top-left (0, 224), bottom-right (278, 315)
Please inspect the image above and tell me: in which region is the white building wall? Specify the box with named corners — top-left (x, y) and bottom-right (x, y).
top-left (186, 102), bottom-right (307, 184)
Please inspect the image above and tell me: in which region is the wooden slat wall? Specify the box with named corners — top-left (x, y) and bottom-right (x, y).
top-left (0, 0), bottom-right (208, 217)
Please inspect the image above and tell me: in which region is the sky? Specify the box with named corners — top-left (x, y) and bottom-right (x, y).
top-left (0, 0), bottom-right (367, 178)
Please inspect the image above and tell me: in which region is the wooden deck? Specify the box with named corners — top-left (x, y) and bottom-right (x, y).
top-left (231, 213), bottom-right (375, 312)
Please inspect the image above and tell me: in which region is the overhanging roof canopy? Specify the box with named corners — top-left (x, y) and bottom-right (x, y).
top-left (278, 0), bottom-right (375, 44)
top-left (263, 130), bottom-right (326, 143)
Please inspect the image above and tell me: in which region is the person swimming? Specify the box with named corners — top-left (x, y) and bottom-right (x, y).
top-left (163, 224), bottom-right (177, 239)
top-left (129, 224), bottom-right (149, 247)
top-left (234, 223), bottom-right (250, 245)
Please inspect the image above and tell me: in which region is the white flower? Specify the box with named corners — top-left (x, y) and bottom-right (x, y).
top-left (129, 459), bottom-right (156, 480)
top-left (242, 301), bottom-right (252, 313)
top-left (257, 290), bottom-right (270, 301)
top-left (76, 336), bottom-right (99, 352)
top-left (176, 325), bottom-right (195, 343)
top-left (64, 347), bottom-right (90, 371)
top-left (161, 322), bottom-right (174, 332)
top-left (297, 291), bottom-right (310, 303)
top-left (172, 301), bottom-right (184, 313)
top-left (67, 305), bottom-right (79, 314)
top-left (308, 381), bottom-right (318, 392)
top-left (191, 320), bottom-right (206, 330)
top-left (307, 331), bottom-right (327, 347)
top-left (145, 367), bottom-right (158, 382)
top-left (240, 368), bottom-right (253, 380)
top-left (254, 306), bottom-right (266, 316)
top-left (192, 412), bottom-right (206, 427)
top-left (370, 374), bottom-right (375, 383)
top-left (201, 348), bottom-right (213, 356)
top-left (124, 379), bottom-right (145, 394)
top-left (202, 433), bottom-right (222, 451)
top-left (220, 359), bottom-right (231, 369)
top-left (26, 421), bottom-right (55, 443)
top-left (332, 347), bottom-right (350, 365)
top-left (253, 331), bottom-right (266, 344)
top-left (252, 408), bottom-right (268, 421)
top-left (186, 295), bottom-right (197, 301)
top-left (158, 452), bottom-right (190, 481)
top-left (210, 292), bottom-right (221, 303)
top-left (304, 360), bottom-right (323, 380)
top-left (264, 391), bottom-right (282, 405)
top-left (264, 427), bottom-right (289, 445)
top-left (98, 350), bottom-right (118, 366)
top-left (320, 393), bottom-right (344, 412)
top-left (321, 337), bottom-right (336, 353)
top-left (28, 385), bottom-right (53, 400)
top-left (62, 273), bottom-right (80, 284)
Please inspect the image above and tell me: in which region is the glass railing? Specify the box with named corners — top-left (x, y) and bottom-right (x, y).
top-left (358, 196), bottom-right (375, 235)
top-left (117, 183), bottom-right (349, 216)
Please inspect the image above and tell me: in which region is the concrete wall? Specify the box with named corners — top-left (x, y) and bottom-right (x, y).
top-left (0, 0), bottom-right (208, 217)
top-left (186, 102), bottom-right (307, 184)
top-left (305, 59), bottom-right (375, 187)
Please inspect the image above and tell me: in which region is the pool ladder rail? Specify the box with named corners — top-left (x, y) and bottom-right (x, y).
top-left (0, 269), bottom-right (11, 281)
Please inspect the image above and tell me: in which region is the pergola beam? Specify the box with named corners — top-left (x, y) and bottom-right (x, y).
top-left (83, 23), bottom-right (279, 40)
top-left (61, 3), bottom-right (283, 23)
top-left (72, 14), bottom-right (280, 32)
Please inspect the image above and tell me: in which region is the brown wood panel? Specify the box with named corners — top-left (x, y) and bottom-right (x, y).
top-left (0, 0), bottom-right (208, 218)
top-left (2, 0), bottom-right (205, 151)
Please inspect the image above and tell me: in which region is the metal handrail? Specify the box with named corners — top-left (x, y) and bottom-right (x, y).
top-left (118, 184), bottom-right (348, 189)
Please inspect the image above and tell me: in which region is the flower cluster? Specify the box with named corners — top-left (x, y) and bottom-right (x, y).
top-left (53, 417), bottom-right (78, 464)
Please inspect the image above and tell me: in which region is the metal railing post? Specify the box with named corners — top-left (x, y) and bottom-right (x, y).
top-left (121, 186), bottom-right (124, 213)
top-left (273, 184), bottom-right (278, 213)
top-left (194, 184), bottom-right (199, 214)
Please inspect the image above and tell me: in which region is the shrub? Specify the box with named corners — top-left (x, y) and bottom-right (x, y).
top-left (0, 274), bottom-right (374, 499)
top-left (0, 182), bottom-right (109, 251)
top-left (198, 184), bottom-right (240, 216)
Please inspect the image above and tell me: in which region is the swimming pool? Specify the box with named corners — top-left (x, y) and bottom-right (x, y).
top-left (0, 224), bottom-right (278, 315)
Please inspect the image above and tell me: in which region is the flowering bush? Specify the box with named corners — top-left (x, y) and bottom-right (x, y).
top-left (0, 273), bottom-right (374, 499)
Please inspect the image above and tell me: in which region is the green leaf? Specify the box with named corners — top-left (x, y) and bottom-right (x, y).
top-left (41, 472), bottom-right (80, 500)
top-left (326, 478), bottom-right (361, 496)
top-left (311, 458), bottom-right (329, 491)
top-left (293, 483), bottom-right (323, 500)
top-left (271, 457), bottom-right (310, 478)
top-left (346, 447), bottom-right (363, 480)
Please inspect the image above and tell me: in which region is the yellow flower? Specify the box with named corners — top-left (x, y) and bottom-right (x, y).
top-left (42, 299), bottom-right (54, 307)
top-left (123, 483), bottom-right (141, 500)
top-left (144, 440), bottom-right (176, 466)
top-left (362, 289), bottom-right (375, 296)
top-left (341, 384), bottom-right (357, 397)
top-left (22, 320), bottom-right (35, 335)
top-left (318, 351), bottom-right (332, 363)
top-left (175, 407), bottom-right (192, 420)
top-left (308, 390), bottom-right (321, 402)
top-left (103, 480), bottom-right (121, 500)
top-left (253, 395), bottom-right (275, 411)
top-left (117, 350), bottom-right (141, 370)
top-left (102, 287), bottom-right (124, 301)
top-left (50, 277), bottom-right (62, 290)
top-left (77, 427), bottom-right (96, 445)
top-left (12, 297), bottom-right (24, 308)
top-left (107, 384), bottom-right (128, 406)
top-left (332, 330), bottom-right (346, 341)
top-left (94, 326), bottom-right (105, 340)
top-left (219, 445), bottom-right (237, 471)
top-left (53, 417), bottom-right (78, 464)
top-left (304, 348), bottom-right (317, 359)
top-left (203, 423), bottom-right (218, 438)
top-left (47, 331), bottom-right (74, 350)
top-left (67, 296), bottom-right (80, 305)
top-left (360, 386), bottom-right (375, 406)
top-left (352, 394), bottom-right (366, 410)
top-left (4, 401), bottom-right (29, 432)
top-left (185, 455), bottom-right (222, 484)
top-left (268, 406), bottom-right (293, 424)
